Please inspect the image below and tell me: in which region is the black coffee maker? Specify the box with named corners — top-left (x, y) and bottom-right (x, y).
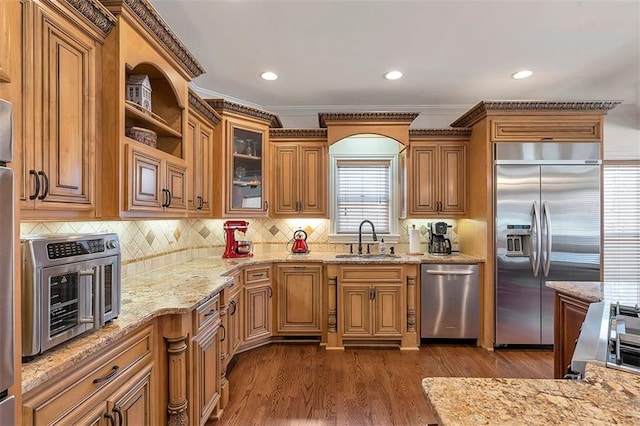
top-left (428, 221), bottom-right (452, 255)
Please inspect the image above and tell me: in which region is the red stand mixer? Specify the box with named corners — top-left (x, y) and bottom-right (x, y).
top-left (223, 220), bottom-right (253, 258)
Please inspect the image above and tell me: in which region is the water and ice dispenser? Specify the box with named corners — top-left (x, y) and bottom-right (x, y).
top-left (505, 224), bottom-right (532, 257)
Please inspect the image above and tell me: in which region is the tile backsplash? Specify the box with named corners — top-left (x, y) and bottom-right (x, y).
top-left (20, 218), bottom-right (458, 277)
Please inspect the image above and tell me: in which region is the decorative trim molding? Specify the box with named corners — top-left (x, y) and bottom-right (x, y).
top-left (409, 128), bottom-right (472, 138)
top-left (206, 99), bottom-right (283, 128)
top-left (64, 0), bottom-right (117, 36)
top-left (104, 0), bottom-right (205, 78)
top-left (451, 100), bottom-right (623, 128)
top-left (188, 90), bottom-right (221, 127)
top-left (319, 112), bottom-right (420, 128)
top-left (269, 128), bottom-right (328, 138)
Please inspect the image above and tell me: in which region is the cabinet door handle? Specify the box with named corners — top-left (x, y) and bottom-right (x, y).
top-left (104, 413), bottom-right (116, 426)
top-left (112, 407), bottom-right (123, 426)
top-left (37, 171), bottom-right (49, 200)
top-left (267, 287), bottom-right (273, 298)
top-left (93, 365), bottom-right (119, 384)
top-left (264, 200), bottom-right (269, 212)
top-left (29, 170), bottom-right (40, 200)
top-left (372, 288), bottom-right (376, 299)
top-left (220, 324), bottom-right (226, 342)
top-left (162, 189), bottom-right (168, 207)
top-left (196, 195), bottom-right (203, 210)
top-left (167, 190), bottom-right (172, 207)
top-left (230, 300), bottom-right (237, 316)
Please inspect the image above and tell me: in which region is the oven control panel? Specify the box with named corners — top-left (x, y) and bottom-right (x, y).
top-left (47, 239), bottom-right (105, 260)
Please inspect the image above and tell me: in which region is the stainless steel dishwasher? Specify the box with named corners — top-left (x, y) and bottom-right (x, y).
top-left (421, 264), bottom-right (479, 339)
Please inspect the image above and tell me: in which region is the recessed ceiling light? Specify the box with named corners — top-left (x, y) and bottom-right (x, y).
top-left (512, 70), bottom-right (533, 79)
top-left (384, 70), bottom-right (403, 80)
top-left (261, 71), bottom-right (278, 81)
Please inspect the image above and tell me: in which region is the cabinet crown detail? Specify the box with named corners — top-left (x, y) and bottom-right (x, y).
top-left (409, 128), bottom-right (472, 138)
top-left (451, 100), bottom-right (622, 128)
top-left (65, 0), bottom-right (117, 35)
top-left (206, 99), bottom-right (283, 128)
top-left (318, 112), bottom-right (419, 128)
top-left (102, 0), bottom-right (205, 78)
top-left (270, 128), bottom-right (328, 138)
top-left (188, 90), bottom-right (221, 126)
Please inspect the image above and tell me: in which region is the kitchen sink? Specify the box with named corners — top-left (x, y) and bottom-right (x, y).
top-left (334, 253), bottom-right (401, 259)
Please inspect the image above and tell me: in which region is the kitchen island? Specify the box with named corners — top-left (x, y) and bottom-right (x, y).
top-left (423, 280), bottom-right (640, 425)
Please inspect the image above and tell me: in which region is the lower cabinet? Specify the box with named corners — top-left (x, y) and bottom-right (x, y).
top-left (554, 291), bottom-right (591, 378)
top-left (242, 265), bottom-right (273, 349)
top-left (191, 294), bottom-right (222, 425)
top-left (22, 323), bottom-right (156, 425)
top-left (274, 263), bottom-right (322, 334)
top-left (336, 265), bottom-right (406, 343)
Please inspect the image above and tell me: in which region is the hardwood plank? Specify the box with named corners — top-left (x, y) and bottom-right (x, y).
top-left (212, 343), bottom-right (552, 425)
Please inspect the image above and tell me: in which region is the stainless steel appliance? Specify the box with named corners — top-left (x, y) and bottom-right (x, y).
top-left (0, 99), bottom-right (15, 423)
top-left (21, 233), bottom-right (121, 358)
top-left (495, 142), bottom-right (601, 346)
top-left (428, 221), bottom-right (452, 255)
top-left (572, 299), bottom-right (640, 377)
top-left (421, 264), bottom-right (479, 338)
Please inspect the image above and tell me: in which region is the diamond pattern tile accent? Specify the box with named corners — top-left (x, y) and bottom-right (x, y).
top-left (146, 230), bottom-right (156, 246)
top-left (269, 225), bottom-right (279, 236)
top-left (174, 228), bottom-right (181, 242)
top-left (198, 226), bottom-right (210, 239)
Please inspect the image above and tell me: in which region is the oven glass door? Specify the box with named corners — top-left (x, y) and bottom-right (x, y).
top-left (40, 261), bottom-right (99, 353)
top-left (101, 255), bottom-right (121, 323)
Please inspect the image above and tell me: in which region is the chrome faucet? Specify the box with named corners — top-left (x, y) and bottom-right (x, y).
top-left (358, 220), bottom-right (378, 255)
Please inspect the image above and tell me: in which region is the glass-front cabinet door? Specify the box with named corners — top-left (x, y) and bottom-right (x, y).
top-left (228, 124), bottom-right (267, 214)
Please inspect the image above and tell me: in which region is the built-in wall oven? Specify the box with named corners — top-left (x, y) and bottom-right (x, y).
top-left (21, 233), bottom-right (121, 359)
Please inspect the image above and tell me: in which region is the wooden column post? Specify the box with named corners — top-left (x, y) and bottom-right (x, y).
top-left (166, 335), bottom-right (189, 426)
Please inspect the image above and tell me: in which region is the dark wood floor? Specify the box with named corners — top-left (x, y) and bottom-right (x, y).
top-left (212, 342), bottom-right (553, 426)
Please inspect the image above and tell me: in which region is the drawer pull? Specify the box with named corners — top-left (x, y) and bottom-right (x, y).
top-left (93, 365), bottom-right (119, 384)
top-left (251, 273), bottom-right (266, 279)
top-left (204, 308), bottom-right (217, 318)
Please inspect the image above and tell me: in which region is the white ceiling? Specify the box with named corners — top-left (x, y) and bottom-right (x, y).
top-left (149, 0), bottom-right (640, 125)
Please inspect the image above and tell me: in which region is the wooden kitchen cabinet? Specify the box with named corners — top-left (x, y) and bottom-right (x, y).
top-left (219, 271), bottom-right (242, 410)
top-left (208, 99), bottom-right (281, 217)
top-left (242, 265), bottom-right (273, 348)
top-left (407, 133), bottom-right (468, 217)
top-left (274, 263), bottom-right (323, 334)
top-left (126, 143), bottom-right (187, 213)
top-left (20, 0), bottom-right (115, 220)
top-left (337, 266), bottom-right (404, 341)
top-left (22, 323), bottom-right (156, 426)
top-left (187, 91), bottom-right (221, 216)
top-left (269, 130), bottom-right (328, 217)
top-left (191, 294), bottom-right (222, 424)
top-left (490, 116), bottom-right (603, 142)
top-left (100, 0), bottom-right (204, 218)
top-left (554, 291), bottom-right (591, 378)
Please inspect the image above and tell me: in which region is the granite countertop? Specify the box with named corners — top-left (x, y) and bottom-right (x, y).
top-left (547, 280), bottom-right (640, 306)
top-left (423, 363), bottom-right (640, 425)
top-left (22, 250), bottom-right (484, 393)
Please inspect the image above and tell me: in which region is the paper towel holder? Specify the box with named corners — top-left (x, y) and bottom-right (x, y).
top-left (408, 224), bottom-right (423, 255)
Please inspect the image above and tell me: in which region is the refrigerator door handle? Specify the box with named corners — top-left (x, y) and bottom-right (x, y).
top-left (531, 201), bottom-right (541, 277)
top-left (542, 201), bottom-right (553, 277)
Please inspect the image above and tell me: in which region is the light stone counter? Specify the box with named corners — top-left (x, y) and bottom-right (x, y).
top-left (422, 363), bottom-right (640, 425)
top-left (22, 251), bottom-right (484, 393)
top-left (546, 280), bottom-right (640, 306)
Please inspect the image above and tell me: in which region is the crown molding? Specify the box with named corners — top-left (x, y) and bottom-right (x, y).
top-left (409, 128), bottom-right (472, 138)
top-left (65, 0), bottom-right (117, 36)
top-left (188, 90), bottom-right (221, 127)
top-left (206, 99), bottom-right (283, 128)
top-left (102, 0), bottom-right (205, 78)
top-left (269, 129), bottom-right (328, 138)
top-left (318, 112), bottom-right (420, 128)
top-left (451, 100), bottom-right (623, 128)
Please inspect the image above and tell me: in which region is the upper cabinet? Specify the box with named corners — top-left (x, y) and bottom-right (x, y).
top-left (20, 0), bottom-right (116, 220)
top-left (407, 129), bottom-right (471, 217)
top-left (0, 0), bottom-right (16, 83)
top-left (269, 129), bottom-right (328, 218)
top-left (207, 99), bottom-right (281, 217)
top-left (187, 91), bottom-right (221, 217)
top-left (99, 0), bottom-right (205, 218)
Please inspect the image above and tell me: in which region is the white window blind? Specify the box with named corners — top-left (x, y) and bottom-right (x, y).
top-left (603, 163), bottom-right (640, 281)
top-left (335, 160), bottom-right (391, 233)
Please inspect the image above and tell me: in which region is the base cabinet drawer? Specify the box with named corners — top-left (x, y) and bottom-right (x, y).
top-left (22, 323), bottom-right (156, 425)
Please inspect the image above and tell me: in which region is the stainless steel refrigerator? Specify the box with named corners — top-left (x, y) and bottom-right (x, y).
top-left (495, 142), bottom-right (601, 346)
top-left (0, 99), bottom-right (15, 423)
